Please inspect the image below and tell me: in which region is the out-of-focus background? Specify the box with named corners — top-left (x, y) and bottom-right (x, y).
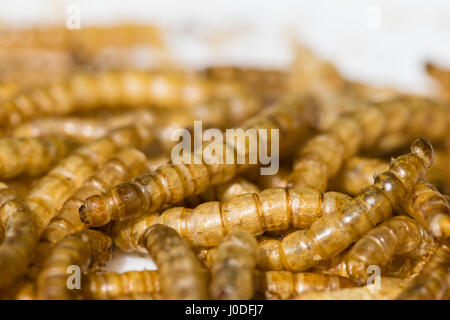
top-left (1, 0), bottom-right (449, 272)
top-left (1, 0), bottom-right (450, 93)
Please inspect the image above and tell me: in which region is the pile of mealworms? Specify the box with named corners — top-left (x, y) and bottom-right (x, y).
top-left (0, 24), bottom-right (449, 300)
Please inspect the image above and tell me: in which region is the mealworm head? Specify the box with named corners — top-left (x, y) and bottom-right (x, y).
top-left (410, 137), bottom-right (433, 169)
top-left (79, 195), bottom-right (109, 227)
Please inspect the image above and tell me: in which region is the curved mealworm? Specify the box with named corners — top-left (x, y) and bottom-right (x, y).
top-left (404, 180), bottom-right (450, 238)
top-left (210, 230), bottom-right (257, 300)
top-left (36, 230), bottom-right (112, 300)
top-left (256, 138), bottom-right (434, 272)
top-left (111, 188), bottom-right (350, 251)
top-left (0, 136), bottom-right (71, 179)
top-left (79, 96), bottom-right (319, 227)
top-left (397, 239), bottom-right (450, 300)
top-left (0, 183), bottom-right (38, 290)
top-left (139, 224), bottom-right (208, 300)
top-left (345, 216), bottom-right (435, 285)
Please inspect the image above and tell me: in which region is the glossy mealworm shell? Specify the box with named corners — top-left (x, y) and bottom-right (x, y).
top-left (112, 188), bottom-right (350, 251)
top-left (139, 224), bottom-right (208, 300)
top-left (345, 216), bottom-right (435, 285)
top-left (254, 271), bottom-right (355, 300)
top-left (256, 138), bottom-right (434, 272)
top-left (79, 95), bottom-right (319, 227)
top-left (0, 183), bottom-right (38, 290)
top-left (0, 136), bottom-right (71, 179)
top-left (210, 230), bottom-right (257, 300)
top-left (42, 147), bottom-right (148, 245)
top-left (36, 230), bottom-right (112, 300)
top-left (86, 270), bottom-right (160, 300)
top-left (397, 239), bottom-right (450, 300)
top-left (404, 180), bottom-right (450, 237)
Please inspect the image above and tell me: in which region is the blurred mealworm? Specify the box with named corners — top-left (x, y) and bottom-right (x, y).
top-left (0, 183), bottom-right (38, 290)
top-left (425, 149), bottom-right (450, 195)
top-left (256, 138), bottom-right (434, 272)
top-left (254, 166), bottom-right (290, 189)
top-left (27, 124), bottom-right (154, 237)
top-left (11, 101), bottom-right (246, 144)
top-left (42, 147), bottom-right (148, 245)
top-left (331, 157), bottom-right (389, 196)
top-left (425, 62), bottom-right (450, 96)
top-left (210, 230), bottom-right (257, 300)
top-left (181, 177), bottom-right (260, 208)
top-left (86, 270), bottom-right (160, 300)
top-left (0, 136), bottom-right (71, 179)
top-left (404, 180), bottom-right (450, 238)
top-left (345, 216), bottom-right (435, 285)
top-left (11, 110), bottom-right (155, 143)
top-left (79, 95), bottom-right (319, 227)
top-left (0, 70), bottom-right (260, 128)
top-left (1, 24), bottom-right (164, 53)
top-left (397, 239), bottom-right (450, 300)
top-left (139, 224), bottom-right (208, 300)
top-left (204, 66), bottom-right (288, 105)
top-left (111, 188), bottom-right (350, 251)
top-left (254, 271), bottom-right (354, 300)
top-left (295, 277), bottom-right (408, 300)
top-left (36, 230), bottom-right (112, 300)
top-left (288, 96), bottom-right (448, 192)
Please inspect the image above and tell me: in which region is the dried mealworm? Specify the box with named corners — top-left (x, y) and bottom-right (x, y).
top-left (181, 177), bottom-right (260, 208)
top-left (254, 271), bottom-right (354, 300)
top-left (404, 180), bottom-right (450, 237)
top-left (210, 230), bottom-right (257, 300)
top-left (289, 96), bottom-right (448, 192)
top-left (256, 138), bottom-right (434, 272)
top-left (139, 224), bottom-right (208, 300)
top-left (36, 230), bottom-right (112, 300)
top-left (27, 125), bottom-right (154, 236)
top-left (0, 183), bottom-right (38, 290)
top-left (295, 277), bottom-right (408, 300)
top-left (425, 62), bottom-right (450, 97)
top-left (86, 270), bottom-right (160, 300)
top-left (331, 157), bottom-right (389, 196)
top-left (79, 96), bottom-right (318, 227)
top-left (397, 239), bottom-right (450, 300)
top-left (0, 136), bottom-right (71, 179)
top-left (0, 70), bottom-right (260, 128)
top-left (42, 147), bottom-right (148, 245)
top-left (112, 188), bottom-right (350, 251)
top-left (345, 216), bottom-right (435, 285)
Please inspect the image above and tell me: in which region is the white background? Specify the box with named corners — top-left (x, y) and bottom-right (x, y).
top-left (1, 0), bottom-right (449, 271)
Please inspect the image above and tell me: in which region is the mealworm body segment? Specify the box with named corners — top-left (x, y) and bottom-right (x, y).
top-left (36, 230), bottom-right (112, 300)
top-left (27, 124), bottom-right (155, 237)
top-left (345, 216), bottom-right (435, 285)
top-left (112, 187), bottom-right (351, 251)
top-left (331, 157), bottom-right (389, 196)
top-left (79, 96), bottom-right (319, 227)
top-left (404, 180), bottom-right (450, 238)
top-left (210, 230), bottom-right (258, 300)
top-left (0, 183), bottom-right (38, 290)
top-left (254, 271), bottom-right (355, 300)
top-left (257, 138), bottom-right (434, 272)
top-left (139, 224), bottom-right (208, 300)
top-left (0, 136), bottom-right (71, 179)
top-left (397, 239), bottom-right (450, 300)
top-left (42, 147), bottom-right (148, 245)
top-left (86, 270), bottom-right (160, 300)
